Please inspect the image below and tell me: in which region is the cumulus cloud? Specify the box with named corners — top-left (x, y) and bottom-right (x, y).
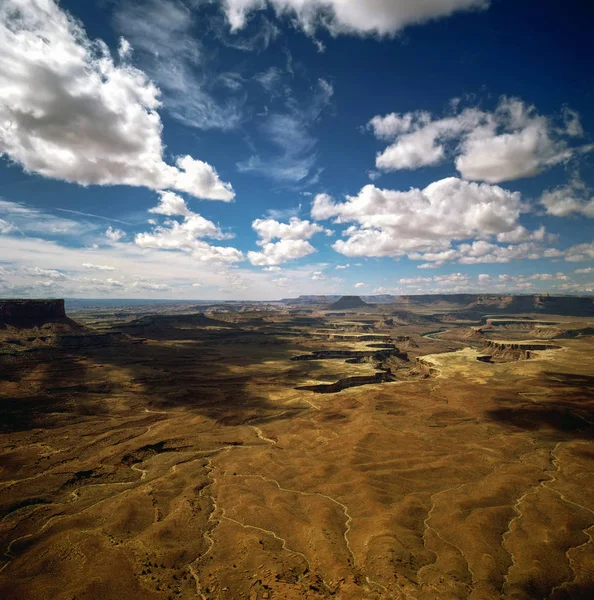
top-left (563, 241), bottom-right (594, 263)
top-left (222, 0), bottom-right (489, 37)
top-left (311, 177), bottom-right (547, 264)
top-left (248, 239), bottom-right (317, 266)
top-left (539, 179), bottom-right (594, 218)
top-left (248, 216), bottom-right (327, 265)
top-left (105, 227), bottom-right (126, 242)
top-left (0, 0), bottom-right (234, 200)
top-left (252, 216), bottom-right (327, 242)
top-left (354, 282), bottom-right (366, 288)
top-left (369, 98), bottom-right (583, 183)
top-left (135, 192), bottom-right (243, 263)
top-left (149, 191), bottom-right (192, 217)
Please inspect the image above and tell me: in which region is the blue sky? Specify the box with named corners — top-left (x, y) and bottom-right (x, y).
top-left (1, 0), bottom-right (593, 299)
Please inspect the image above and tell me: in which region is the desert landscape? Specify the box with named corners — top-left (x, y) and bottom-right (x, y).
top-left (0, 295), bottom-right (593, 599)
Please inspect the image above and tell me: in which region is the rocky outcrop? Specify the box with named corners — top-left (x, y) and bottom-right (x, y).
top-left (0, 299), bottom-right (67, 327)
top-left (534, 326), bottom-right (594, 340)
top-left (484, 340), bottom-right (559, 352)
top-left (297, 371), bottom-right (396, 393)
top-left (0, 299), bottom-right (130, 351)
top-left (329, 296), bottom-right (368, 310)
top-left (478, 340), bottom-right (560, 362)
top-left (291, 348), bottom-right (409, 363)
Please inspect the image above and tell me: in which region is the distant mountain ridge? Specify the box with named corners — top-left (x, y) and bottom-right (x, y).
top-left (280, 294), bottom-right (594, 316)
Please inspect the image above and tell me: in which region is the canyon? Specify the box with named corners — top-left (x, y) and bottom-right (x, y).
top-left (0, 295), bottom-right (593, 599)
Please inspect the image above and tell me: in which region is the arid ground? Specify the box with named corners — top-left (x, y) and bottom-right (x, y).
top-left (1, 298), bottom-right (593, 599)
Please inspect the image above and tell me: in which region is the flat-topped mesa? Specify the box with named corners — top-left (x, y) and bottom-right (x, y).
top-left (0, 299), bottom-right (66, 328)
top-left (329, 295), bottom-right (368, 310)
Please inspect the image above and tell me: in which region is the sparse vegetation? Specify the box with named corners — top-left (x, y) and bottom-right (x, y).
top-left (0, 296), bottom-right (593, 599)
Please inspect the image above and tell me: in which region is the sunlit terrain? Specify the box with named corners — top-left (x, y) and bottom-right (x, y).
top-left (1, 296), bottom-right (593, 599)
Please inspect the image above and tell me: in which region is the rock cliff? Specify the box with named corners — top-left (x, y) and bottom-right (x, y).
top-left (0, 299), bottom-right (67, 328)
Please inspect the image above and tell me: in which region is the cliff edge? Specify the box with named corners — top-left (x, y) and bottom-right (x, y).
top-left (0, 299), bottom-right (70, 328)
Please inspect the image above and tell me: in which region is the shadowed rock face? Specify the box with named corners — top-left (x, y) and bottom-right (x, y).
top-left (0, 299), bottom-right (125, 350)
top-left (329, 296), bottom-right (368, 310)
top-left (0, 299), bottom-right (66, 327)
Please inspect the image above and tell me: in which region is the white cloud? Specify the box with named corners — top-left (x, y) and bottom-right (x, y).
top-left (456, 102), bottom-right (571, 183)
top-left (22, 266), bottom-right (67, 279)
top-left (311, 270), bottom-right (325, 281)
top-left (248, 216), bottom-right (327, 265)
top-left (131, 280), bottom-right (172, 292)
top-left (539, 184), bottom-right (594, 218)
top-left (410, 241), bottom-right (548, 266)
top-left (272, 276), bottom-right (290, 287)
top-left (392, 271), bottom-right (582, 294)
top-left (312, 177), bottom-right (545, 263)
top-left (135, 192), bottom-right (242, 263)
top-left (0, 199), bottom-right (89, 236)
top-left (370, 98), bottom-right (582, 183)
top-left (575, 267), bottom-right (594, 274)
top-left (0, 221), bottom-right (345, 300)
top-left (0, 218), bottom-right (17, 234)
top-left (222, 0), bottom-right (489, 37)
top-left (335, 263), bottom-right (350, 269)
top-left (248, 239), bottom-right (317, 266)
top-left (149, 191), bottom-right (192, 217)
top-left (82, 263), bottom-right (116, 271)
top-left (399, 276), bottom-right (433, 285)
top-left (354, 282), bottom-right (366, 288)
top-left (496, 225), bottom-right (548, 244)
top-left (252, 216), bottom-right (327, 242)
top-left (237, 79), bottom-right (333, 182)
top-left (105, 227), bottom-right (126, 242)
top-left (0, 0), bottom-right (234, 200)
top-left (398, 273), bottom-right (470, 288)
top-left (115, 0), bottom-right (244, 131)
top-left (562, 107), bottom-right (584, 137)
top-left (563, 241), bottom-right (594, 263)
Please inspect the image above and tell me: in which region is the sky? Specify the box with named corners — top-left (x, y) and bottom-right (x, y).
top-left (0, 0), bottom-right (593, 300)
